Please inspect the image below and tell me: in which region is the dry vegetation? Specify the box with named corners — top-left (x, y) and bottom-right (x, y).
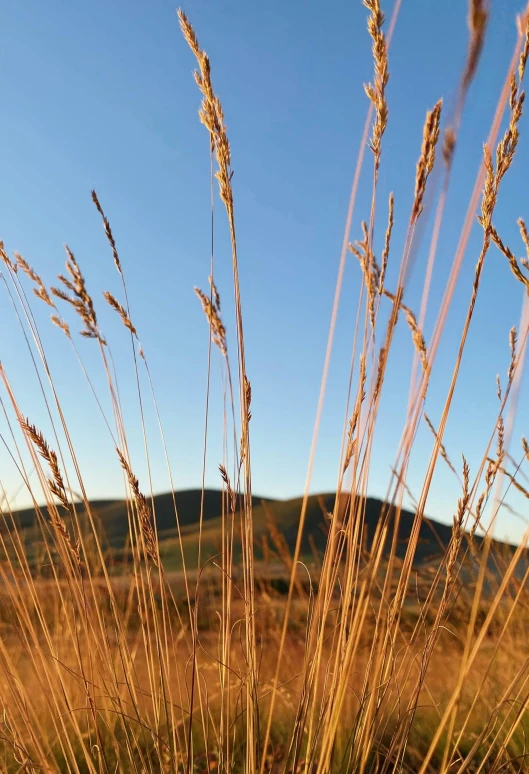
top-left (1, 1), bottom-right (529, 771)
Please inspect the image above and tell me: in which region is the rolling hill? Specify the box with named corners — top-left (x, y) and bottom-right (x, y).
top-left (1, 488), bottom-right (495, 574)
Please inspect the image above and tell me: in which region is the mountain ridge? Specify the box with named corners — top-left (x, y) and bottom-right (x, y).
top-left (4, 488), bottom-right (516, 572)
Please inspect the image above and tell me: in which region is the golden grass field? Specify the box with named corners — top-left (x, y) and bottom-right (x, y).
top-left (2, 1), bottom-right (529, 771)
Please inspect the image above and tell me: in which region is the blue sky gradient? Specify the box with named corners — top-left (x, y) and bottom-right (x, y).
top-left (1, 0), bottom-right (528, 541)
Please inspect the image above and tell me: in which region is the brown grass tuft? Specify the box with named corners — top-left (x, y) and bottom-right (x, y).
top-left (19, 418), bottom-right (80, 567)
top-left (14, 253), bottom-right (53, 307)
top-left (363, 0), bottom-right (389, 177)
top-left (343, 355), bottom-right (366, 473)
top-left (195, 284), bottom-right (227, 356)
top-left (412, 100), bottom-right (443, 221)
top-left (219, 464), bottom-right (236, 514)
top-left (116, 448), bottom-right (158, 566)
top-left (383, 288), bottom-right (429, 372)
top-left (91, 190), bottom-right (122, 275)
top-left (379, 191), bottom-right (394, 293)
top-left (103, 291), bottom-right (138, 336)
top-left (52, 246), bottom-right (106, 344)
top-left (490, 223), bottom-right (529, 292)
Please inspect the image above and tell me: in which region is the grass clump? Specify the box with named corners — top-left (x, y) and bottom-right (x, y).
top-left (2, 2), bottom-right (529, 773)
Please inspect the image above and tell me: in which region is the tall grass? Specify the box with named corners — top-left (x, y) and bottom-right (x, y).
top-left (1, 1), bottom-right (529, 771)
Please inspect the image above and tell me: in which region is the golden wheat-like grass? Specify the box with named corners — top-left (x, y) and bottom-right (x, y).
top-left (14, 253), bottom-right (53, 308)
top-left (382, 288), bottom-right (429, 372)
top-left (490, 223), bottom-right (529, 292)
top-left (195, 284), bottom-right (227, 356)
top-left (104, 290), bottom-right (138, 336)
top-left (412, 100), bottom-right (442, 221)
top-left (2, 4), bottom-right (529, 774)
top-left (116, 447), bottom-right (158, 566)
top-left (52, 246), bottom-right (106, 344)
top-left (363, 0), bottom-right (389, 177)
top-left (218, 463), bottom-right (236, 515)
top-left (19, 418), bottom-right (81, 568)
top-left (91, 189), bottom-right (122, 275)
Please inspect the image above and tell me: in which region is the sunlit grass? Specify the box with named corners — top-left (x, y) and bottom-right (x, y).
top-left (1, 1), bottom-right (529, 772)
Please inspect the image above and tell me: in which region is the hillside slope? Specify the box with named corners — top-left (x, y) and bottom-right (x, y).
top-left (2, 488), bottom-right (496, 572)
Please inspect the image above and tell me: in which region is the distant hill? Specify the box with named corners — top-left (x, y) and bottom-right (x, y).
top-left (2, 488), bottom-right (493, 573)
top-left (7, 489), bottom-right (272, 542)
top-left (3, 489), bottom-right (273, 568)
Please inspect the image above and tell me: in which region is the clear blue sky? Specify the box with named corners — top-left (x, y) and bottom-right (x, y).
top-left (1, 0), bottom-right (528, 541)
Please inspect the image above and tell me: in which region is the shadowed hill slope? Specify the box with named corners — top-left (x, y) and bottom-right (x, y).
top-left (3, 488), bottom-right (503, 572)
top-left (248, 492), bottom-right (454, 563)
top-left (5, 489), bottom-right (274, 552)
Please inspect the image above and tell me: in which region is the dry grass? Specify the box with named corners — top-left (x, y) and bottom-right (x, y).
top-left (1, 2), bottom-right (529, 773)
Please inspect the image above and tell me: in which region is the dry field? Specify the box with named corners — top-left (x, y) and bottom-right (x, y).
top-left (2, 1), bottom-right (529, 772)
